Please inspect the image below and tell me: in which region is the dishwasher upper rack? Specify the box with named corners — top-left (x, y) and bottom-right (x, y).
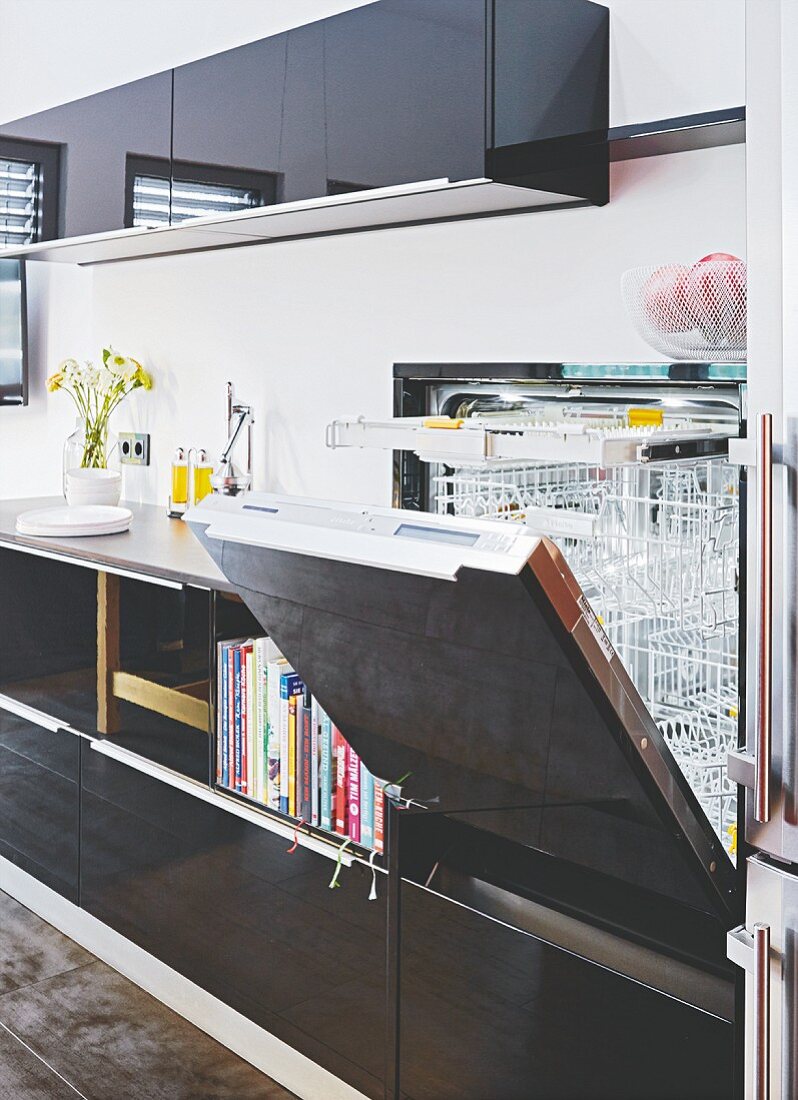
top-left (432, 457), bottom-right (740, 853)
top-left (326, 414), bottom-right (736, 468)
top-left (434, 460), bottom-right (739, 635)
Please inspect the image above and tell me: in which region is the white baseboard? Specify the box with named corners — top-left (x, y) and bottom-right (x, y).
top-left (0, 857), bottom-right (368, 1100)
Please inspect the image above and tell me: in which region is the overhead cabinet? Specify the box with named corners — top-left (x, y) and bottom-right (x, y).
top-left (0, 72), bottom-right (172, 241)
top-left (0, 0), bottom-right (609, 263)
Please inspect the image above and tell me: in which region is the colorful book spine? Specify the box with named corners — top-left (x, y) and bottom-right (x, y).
top-left (320, 710), bottom-right (333, 831)
top-left (360, 763), bottom-right (374, 849)
top-left (233, 645), bottom-right (243, 792)
top-left (227, 646), bottom-right (236, 790)
top-left (288, 695), bottom-right (298, 817)
top-left (334, 728), bottom-right (348, 835)
top-left (219, 642), bottom-right (229, 788)
top-left (299, 691), bottom-right (313, 823)
top-left (253, 639), bottom-right (265, 802)
top-left (241, 642), bottom-right (253, 797)
top-left (279, 671), bottom-right (302, 814)
top-left (347, 744), bottom-right (361, 844)
top-left (373, 780), bottom-right (385, 854)
top-left (267, 656), bottom-right (285, 809)
top-left (310, 700), bottom-right (320, 827)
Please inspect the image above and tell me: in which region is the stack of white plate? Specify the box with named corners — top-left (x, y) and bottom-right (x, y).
top-left (16, 505), bottom-right (132, 537)
top-left (65, 468), bottom-right (122, 507)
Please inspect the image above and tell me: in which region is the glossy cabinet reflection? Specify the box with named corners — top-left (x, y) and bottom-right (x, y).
top-left (0, 0), bottom-right (607, 247)
top-left (172, 0), bottom-right (485, 211)
top-left (80, 750), bottom-right (388, 1099)
top-left (398, 881), bottom-right (733, 1100)
top-left (0, 709), bottom-right (80, 902)
top-left (0, 72), bottom-right (172, 239)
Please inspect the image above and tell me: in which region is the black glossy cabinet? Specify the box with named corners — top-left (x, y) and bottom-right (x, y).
top-left (80, 749), bottom-right (387, 1099)
top-left (172, 1), bottom-right (487, 208)
top-left (1, 0), bottom-right (607, 246)
top-left (0, 71), bottom-right (172, 239)
top-left (0, 709), bottom-right (80, 902)
top-left (398, 880), bottom-right (733, 1100)
top-left (171, 0), bottom-right (608, 215)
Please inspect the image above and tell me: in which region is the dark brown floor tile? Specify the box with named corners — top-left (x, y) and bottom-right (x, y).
top-left (0, 893), bottom-right (91, 995)
top-left (0, 959), bottom-right (296, 1100)
top-left (0, 1022), bottom-right (83, 1098)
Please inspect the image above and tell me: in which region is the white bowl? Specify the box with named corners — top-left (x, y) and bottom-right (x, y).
top-left (65, 468), bottom-right (122, 507)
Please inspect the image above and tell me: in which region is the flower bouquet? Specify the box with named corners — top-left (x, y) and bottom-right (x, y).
top-left (48, 347), bottom-right (152, 470)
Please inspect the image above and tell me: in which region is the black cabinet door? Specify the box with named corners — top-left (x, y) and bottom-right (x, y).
top-left (170, 0), bottom-right (486, 219)
top-left (0, 71), bottom-right (172, 240)
top-left (397, 880), bottom-right (734, 1100)
top-left (0, 707), bottom-right (80, 902)
top-left (80, 749), bottom-right (387, 1099)
top-left (170, 37), bottom-right (284, 221)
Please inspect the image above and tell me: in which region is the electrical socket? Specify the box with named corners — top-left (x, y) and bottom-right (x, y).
top-left (119, 432), bottom-right (150, 466)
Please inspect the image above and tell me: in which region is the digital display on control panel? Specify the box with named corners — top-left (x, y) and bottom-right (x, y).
top-left (394, 523), bottom-right (480, 547)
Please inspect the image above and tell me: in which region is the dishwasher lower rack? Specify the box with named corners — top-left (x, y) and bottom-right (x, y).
top-left (432, 457), bottom-right (740, 855)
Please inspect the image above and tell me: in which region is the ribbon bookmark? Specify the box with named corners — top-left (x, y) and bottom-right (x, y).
top-left (368, 848), bottom-right (379, 901)
top-left (329, 837), bottom-right (352, 889)
top-left (287, 818), bottom-right (306, 854)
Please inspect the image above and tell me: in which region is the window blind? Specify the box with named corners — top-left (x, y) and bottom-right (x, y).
top-left (131, 174), bottom-right (263, 228)
top-left (0, 157), bottom-right (39, 246)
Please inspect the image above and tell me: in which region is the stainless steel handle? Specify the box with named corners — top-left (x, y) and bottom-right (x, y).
top-left (756, 413), bottom-right (773, 823)
top-left (753, 922), bottom-right (771, 1100)
top-left (727, 922), bottom-right (772, 1100)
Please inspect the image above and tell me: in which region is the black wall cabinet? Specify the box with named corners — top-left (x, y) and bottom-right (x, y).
top-left (0, 0), bottom-right (608, 244)
top-left (0, 72), bottom-right (172, 240)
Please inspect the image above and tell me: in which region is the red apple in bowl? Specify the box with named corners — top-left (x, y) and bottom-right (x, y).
top-left (642, 264), bottom-right (693, 333)
top-left (687, 253), bottom-right (746, 342)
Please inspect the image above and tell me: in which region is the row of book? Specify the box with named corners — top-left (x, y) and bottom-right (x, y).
top-left (217, 636), bottom-right (384, 851)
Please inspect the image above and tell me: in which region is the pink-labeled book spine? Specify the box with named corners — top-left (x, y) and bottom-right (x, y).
top-left (334, 729), bottom-right (348, 836)
top-left (347, 744), bottom-right (361, 844)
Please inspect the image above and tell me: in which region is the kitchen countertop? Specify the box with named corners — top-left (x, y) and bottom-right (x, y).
top-left (0, 497), bottom-right (231, 590)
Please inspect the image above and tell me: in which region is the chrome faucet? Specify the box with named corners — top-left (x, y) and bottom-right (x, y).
top-left (211, 382), bottom-right (253, 495)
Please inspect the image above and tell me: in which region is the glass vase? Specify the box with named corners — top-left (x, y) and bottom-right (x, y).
top-left (62, 418), bottom-right (119, 498)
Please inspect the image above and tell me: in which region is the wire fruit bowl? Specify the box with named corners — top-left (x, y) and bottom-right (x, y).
top-left (622, 261), bottom-right (747, 361)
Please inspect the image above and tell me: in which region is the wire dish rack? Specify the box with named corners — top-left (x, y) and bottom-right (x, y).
top-left (433, 457), bottom-right (740, 856)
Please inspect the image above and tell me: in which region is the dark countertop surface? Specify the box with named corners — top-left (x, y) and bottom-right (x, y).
top-left (0, 497), bottom-right (230, 591)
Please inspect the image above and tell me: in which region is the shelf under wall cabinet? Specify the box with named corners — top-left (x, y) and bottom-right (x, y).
top-left (0, 178), bottom-right (580, 267)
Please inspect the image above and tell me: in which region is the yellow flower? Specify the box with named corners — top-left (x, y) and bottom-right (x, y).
top-left (135, 365), bottom-right (153, 390)
top-left (46, 371), bottom-right (64, 392)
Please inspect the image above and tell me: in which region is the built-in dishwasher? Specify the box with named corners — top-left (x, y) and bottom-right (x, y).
top-left (330, 362), bottom-right (745, 861)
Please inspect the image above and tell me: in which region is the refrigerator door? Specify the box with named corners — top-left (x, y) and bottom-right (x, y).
top-left (728, 854), bottom-right (798, 1100)
top-left (188, 491), bottom-right (736, 921)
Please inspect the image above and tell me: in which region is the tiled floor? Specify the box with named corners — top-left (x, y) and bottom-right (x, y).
top-left (0, 890), bottom-right (297, 1099)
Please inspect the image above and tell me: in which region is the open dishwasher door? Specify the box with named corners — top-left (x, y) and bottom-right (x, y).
top-left (187, 491), bottom-right (735, 923)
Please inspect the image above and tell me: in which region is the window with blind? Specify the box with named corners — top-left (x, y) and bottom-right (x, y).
top-left (0, 138), bottom-right (59, 246)
top-left (125, 156), bottom-right (277, 228)
top-left (0, 158), bottom-right (38, 246)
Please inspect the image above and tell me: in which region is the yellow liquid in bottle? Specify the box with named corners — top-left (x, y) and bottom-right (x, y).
top-left (193, 464), bottom-right (213, 504)
top-left (171, 463), bottom-right (188, 505)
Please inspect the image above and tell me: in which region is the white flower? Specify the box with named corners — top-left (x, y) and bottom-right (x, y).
top-left (106, 347), bottom-right (139, 383)
top-left (59, 357), bottom-right (80, 379)
top-left (97, 365), bottom-right (116, 391)
top-left (83, 365), bottom-right (101, 389)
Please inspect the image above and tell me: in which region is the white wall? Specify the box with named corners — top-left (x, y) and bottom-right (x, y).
top-left (607, 0), bottom-right (744, 126)
top-left (0, 0), bottom-right (377, 122)
top-left (0, 0), bottom-right (746, 508)
top-left (4, 142), bottom-right (745, 507)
